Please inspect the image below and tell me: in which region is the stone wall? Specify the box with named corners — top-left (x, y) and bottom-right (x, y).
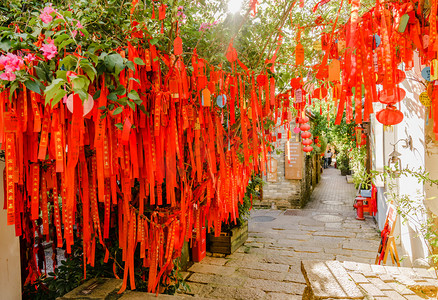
top-left (256, 123), bottom-right (320, 209)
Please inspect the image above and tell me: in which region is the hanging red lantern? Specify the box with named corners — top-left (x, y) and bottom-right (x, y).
top-left (290, 77), bottom-right (302, 89)
top-left (395, 69), bottom-right (406, 84)
top-left (301, 131), bottom-right (311, 139)
top-left (312, 87), bottom-right (328, 99)
top-left (376, 105), bottom-right (404, 125)
top-left (301, 116), bottom-right (309, 123)
top-left (300, 123), bottom-right (310, 131)
top-left (303, 146), bottom-right (313, 152)
top-left (302, 138), bottom-right (312, 146)
top-left (378, 87), bottom-right (406, 105)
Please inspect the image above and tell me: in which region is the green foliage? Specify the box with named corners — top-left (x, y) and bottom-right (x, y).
top-left (22, 233), bottom-right (186, 299)
top-left (336, 151), bottom-right (350, 175)
top-left (350, 147), bottom-right (370, 189)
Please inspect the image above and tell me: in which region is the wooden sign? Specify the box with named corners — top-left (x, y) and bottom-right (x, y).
top-left (285, 141), bottom-right (303, 179)
top-left (267, 158), bottom-right (278, 182)
top-left (375, 204), bottom-right (400, 266)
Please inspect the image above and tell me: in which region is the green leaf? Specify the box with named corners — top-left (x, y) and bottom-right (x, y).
top-left (139, 104), bottom-right (147, 114)
top-left (0, 38), bottom-right (11, 52)
top-left (150, 38), bottom-right (159, 45)
top-left (127, 100), bottom-right (135, 111)
top-left (58, 38), bottom-right (75, 49)
top-left (113, 107), bottom-right (123, 115)
top-left (107, 93), bottom-right (117, 101)
top-left (54, 33), bottom-right (70, 45)
top-left (115, 85), bottom-right (126, 96)
top-left (34, 66), bottom-right (48, 81)
top-left (98, 106), bottom-right (106, 110)
top-left (104, 53), bottom-right (124, 75)
top-left (116, 97), bottom-right (127, 105)
top-left (80, 59), bottom-right (97, 82)
top-left (126, 61), bottom-right (135, 71)
top-left (115, 122), bottom-right (123, 130)
top-left (51, 89), bottom-right (67, 107)
top-left (9, 81), bottom-right (19, 100)
top-left (44, 78), bottom-right (66, 106)
top-left (93, 90), bottom-right (101, 100)
top-left (134, 57), bottom-right (145, 65)
top-left (24, 80), bottom-right (41, 94)
top-left (56, 70), bottom-right (68, 81)
top-left (129, 77), bottom-right (140, 85)
top-left (127, 90), bottom-right (140, 101)
top-left (71, 75), bottom-right (89, 90)
top-left (60, 55), bottom-right (78, 71)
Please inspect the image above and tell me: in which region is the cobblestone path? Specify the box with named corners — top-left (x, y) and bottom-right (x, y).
top-left (180, 167), bottom-right (381, 299)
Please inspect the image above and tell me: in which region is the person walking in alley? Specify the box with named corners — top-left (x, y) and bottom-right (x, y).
top-left (324, 150), bottom-right (333, 168)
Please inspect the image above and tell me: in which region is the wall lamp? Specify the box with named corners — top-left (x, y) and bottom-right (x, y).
top-left (387, 135), bottom-right (413, 176)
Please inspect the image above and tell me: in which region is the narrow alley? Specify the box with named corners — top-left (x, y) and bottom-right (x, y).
top-left (181, 167), bottom-right (381, 299)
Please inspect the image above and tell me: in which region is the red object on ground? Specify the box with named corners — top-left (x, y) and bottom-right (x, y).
top-left (354, 196), bottom-right (366, 220)
top-left (192, 227), bottom-right (206, 262)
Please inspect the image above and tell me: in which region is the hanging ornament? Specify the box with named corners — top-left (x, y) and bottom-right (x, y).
top-left (378, 87), bottom-right (406, 105)
top-left (419, 92), bottom-right (432, 107)
top-left (303, 146), bottom-right (313, 152)
top-left (376, 105), bottom-right (404, 125)
top-left (301, 131), bottom-right (311, 139)
top-left (300, 123), bottom-right (310, 131)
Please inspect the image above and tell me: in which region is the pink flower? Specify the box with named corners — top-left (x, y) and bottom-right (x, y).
top-left (24, 54), bottom-right (36, 62)
top-left (0, 72), bottom-right (16, 81)
top-left (40, 13), bottom-right (53, 24)
top-left (39, 5), bottom-right (58, 24)
top-left (40, 39), bottom-right (58, 60)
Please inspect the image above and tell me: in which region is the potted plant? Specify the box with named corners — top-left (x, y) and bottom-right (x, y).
top-left (207, 175), bottom-right (262, 255)
top-left (336, 152), bottom-right (351, 176)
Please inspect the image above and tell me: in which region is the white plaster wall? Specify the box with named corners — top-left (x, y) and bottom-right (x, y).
top-left (0, 162), bottom-right (22, 300)
top-left (395, 64), bottom-right (428, 266)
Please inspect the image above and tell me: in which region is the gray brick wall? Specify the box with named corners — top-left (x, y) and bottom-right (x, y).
top-left (257, 121), bottom-right (318, 209)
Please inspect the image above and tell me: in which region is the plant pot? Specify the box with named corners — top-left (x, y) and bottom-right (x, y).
top-left (340, 169), bottom-right (351, 176)
top-left (207, 221), bottom-right (248, 255)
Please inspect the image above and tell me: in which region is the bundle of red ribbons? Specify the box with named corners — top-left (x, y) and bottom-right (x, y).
top-left (0, 40), bottom-right (288, 292)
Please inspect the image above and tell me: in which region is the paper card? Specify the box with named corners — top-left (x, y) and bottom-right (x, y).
top-left (295, 43), bottom-right (304, 65)
top-left (202, 88), bottom-right (211, 106)
top-left (328, 59), bottom-right (340, 82)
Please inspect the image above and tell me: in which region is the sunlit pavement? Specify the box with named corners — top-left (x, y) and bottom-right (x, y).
top-left (180, 167), bottom-right (380, 299)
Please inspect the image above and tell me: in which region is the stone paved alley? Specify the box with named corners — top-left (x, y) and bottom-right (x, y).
top-left (180, 167), bottom-right (382, 299)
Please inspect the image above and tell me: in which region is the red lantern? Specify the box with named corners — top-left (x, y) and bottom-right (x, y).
top-left (395, 69), bottom-right (406, 84)
top-left (312, 87), bottom-right (328, 99)
top-left (303, 146), bottom-right (313, 152)
top-left (376, 105), bottom-right (404, 125)
top-left (378, 87), bottom-right (406, 105)
top-left (301, 131), bottom-right (311, 139)
top-left (302, 138), bottom-right (312, 146)
top-left (301, 116), bottom-right (309, 123)
top-left (290, 78), bottom-right (302, 89)
top-left (316, 143), bottom-right (321, 147)
top-left (300, 123), bottom-right (310, 131)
